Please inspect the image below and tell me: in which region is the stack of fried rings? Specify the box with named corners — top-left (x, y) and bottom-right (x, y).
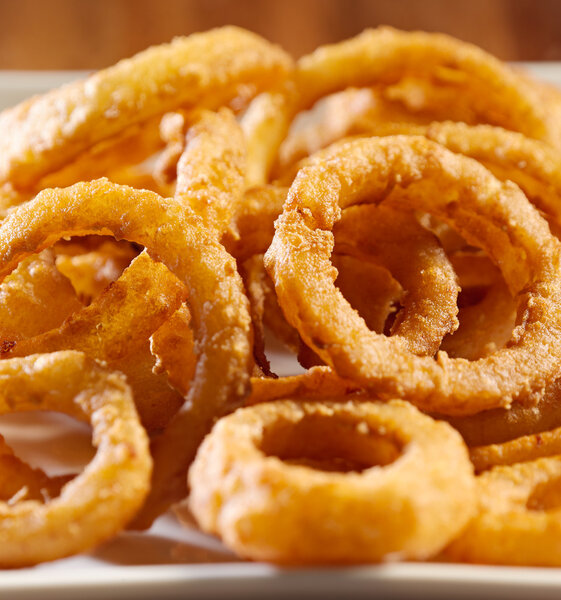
top-left (3, 25), bottom-right (561, 567)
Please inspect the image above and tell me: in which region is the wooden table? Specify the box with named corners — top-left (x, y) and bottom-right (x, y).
top-left (1, 0), bottom-right (560, 69)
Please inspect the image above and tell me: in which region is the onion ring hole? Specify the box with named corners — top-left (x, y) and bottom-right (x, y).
top-left (259, 410), bottom-right (403, 473)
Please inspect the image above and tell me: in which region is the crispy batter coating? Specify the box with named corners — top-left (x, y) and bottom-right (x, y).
top-left (0, 27), bottom-right (292, 189)
top-left (445, 456), bottom-right (561, 566)
top-left (0, 179), bottom-right (253, 524)
top-left (0, 351), bottom-right (151, 567)
top-left (0, 250), bottom-right (82, 340)
top-left (188, 399), bottom-right (476, 564)
top-left (266, 136), bottom-right (561, 415)
top-left (3, 251), bottom-right (186, 430)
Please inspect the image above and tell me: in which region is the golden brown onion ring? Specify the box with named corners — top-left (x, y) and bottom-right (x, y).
top-left (0, 27), bottom-right (292, 189)
top-left (54, 238), bottom-right (138, 303)
top-left (3, 251), bottom-right (186, 430)
top-left (0, 250), bottom-right (82, 341)
top-left (470, 426), bottom-right (561, 473)
top-left (175, 108), bottom-right (246, 236)
top-left (445, 456), bottom-right (561, 566)
top-left (150, 304), bottom-right (196, 398)
top-left (0, 435), bottom-right (73, 503)
top-left (0, 179), bottom-right (253, 522)
top-left (188, 399), bottom-right (475, 564)
top-left (223, 185), bottom-right (288, 261)
top-left (0, 351), bottom-right (151, 567)
top-left (436, 378), bottom-right (561, 447)
top-left (265, 136), bottom-right (561, 415)
top-left (246, 26), bottom-right (561, 184)
top-left (440, 278), bottom-right (516, 361)
top-left (247, 367), bottom-right (362, 405)
top-left (349, 121), bottom-right (561, 236)
top-left (334, 203), bottom-right (459, 356)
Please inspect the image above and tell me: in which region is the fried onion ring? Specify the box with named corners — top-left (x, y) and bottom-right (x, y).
top-left (333, 203), bottom-right (459, 356)
top-left (0, 435), bottom-right (73, 503)
top-left (245, 26), bottom-right (561, 185)
top-left (0, 250), bottom-right (82, 341)
top-left (445, 456), bottom-right (561, 566)
top-left (470, 426), bottom-right (561, 473)
top-left (188, 399), bottom-right (475, 564)
top-left (175, 108), bottom-right (246, 236)
top-left (0, 351), bottom-right (151, 567)
top-left (265, 136), bottom-right (561, 415)
top-left (2, 251), bottom-right (186, 430)
top-left (0, 179), bottom-right (253, 510)
top-left (0, 27), bottom-right (292, 189)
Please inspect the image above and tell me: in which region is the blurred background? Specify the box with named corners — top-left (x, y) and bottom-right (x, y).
top-left (1, 0), bottom-right (561, 69)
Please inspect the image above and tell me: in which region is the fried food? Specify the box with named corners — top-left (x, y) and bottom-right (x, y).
top-left (175, 108), bottom-right (246, 236)
top-left (188, 399), bottom-right (476, 564)
top-left (150, 304), bottom-right (196, 398)
top-left (0, 249), bottom-right (82, 340)
top-left (2, 251), bottom-right (187, 430)
top-left (0, 351), bottom-right (151, 567)
top-left (54, 238), bottom-right (138, 302)
top-left (247, 367), bottom-right (363, 405)
top-left (3, 23), bottom-right (561, 570)
top-left (0, 175), bottom-right (253, 469)
top-left (352, 121), bottom-right (561, 236)
top-left (265, 135), bottom-right (561, 415)
top-left (246, 26), bottom-right (561, 185)
top-left (470, 427), bottom-right (561, 473)
top-left (0, 434), bottom-right (73, 502)
top-left (440, 279), bottom-right (516, 361)
top-left (0, 27), bottom-right (292, 190)
top-left (294, 28), bottom-right (561, 145)
top-left (436, 378), bottom-right (561, 447)
top-left (333, 202), bottom-right (459, 356)
top-left (445, 456), bottom-right (561, 566)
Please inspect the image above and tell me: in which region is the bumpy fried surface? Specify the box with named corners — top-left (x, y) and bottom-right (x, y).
top-left (266, 136), bottom-right (561, 415)
top-left (0, 351), bottom-right (151, 567)
top-left (0, 27), bottom-right (292, 189)
top-left (445, 457), bottom-right (561, 566)
top-left (3, 251), bottom-right (187, 430)
top-left (188, 399), bottom-right (475, 564)
top-left (0, 250), bottom-right (82, 341)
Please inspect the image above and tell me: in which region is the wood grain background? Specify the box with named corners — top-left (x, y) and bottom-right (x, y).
top-left (1, 0), bottom-right (560, 69)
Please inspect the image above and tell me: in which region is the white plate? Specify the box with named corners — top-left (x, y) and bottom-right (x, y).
top-left (2, 65), bottom-right (561, 600)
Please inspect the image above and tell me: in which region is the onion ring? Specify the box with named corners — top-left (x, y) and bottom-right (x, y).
top-left (294, 27), bottom-right (560, 143)
top-left (436, 378), bottom-right (561, 447)
top-left (333, 202), bottom-right (459, 356)
top-left (0, 27), bottom-right (292, 189)
top-left (245, 26), bottom-right (561, 185)
top-left (188, 399), bottom-right (475, 564)
top-left (445, 456), bottom-right (561, 566)
top-left (0, 250), bottom-right (82, 341)
top-left (440, 278), bottom-right (516, 361)
top-left (150, 304), bottom-right (196, 398)
top-left (265, 136), bottom-right (561, 415)
top-left (2, 251), bottom-right (186, 430)
top-left (175, 108), bottom-right (246, 236)
top-left (0, 435), bottom-right (73, 503)
top-left (0, 351), bottom-right (151, 567)
top-left (54, 238), bottom-right (138, 303)
top-left (0, 179), bottom-right (253, 523)
top-left (247, 367), bottom-right (362, 405)
top-left (470, 427), bottom-right (561, 473)
top-left (350, 121), bottom-right (561, 236)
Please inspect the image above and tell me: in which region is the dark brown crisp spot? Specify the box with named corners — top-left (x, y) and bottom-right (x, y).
top-left (0, 340), bottom-right (16, 354)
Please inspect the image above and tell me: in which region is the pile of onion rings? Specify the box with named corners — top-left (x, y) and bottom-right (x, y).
top-left (3, 24), bottom-right (561, 568)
